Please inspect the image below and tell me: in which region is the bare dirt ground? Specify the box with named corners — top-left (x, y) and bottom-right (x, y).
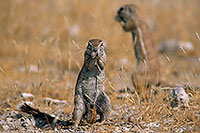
top-left (0, 0), bottom-right (200, 132)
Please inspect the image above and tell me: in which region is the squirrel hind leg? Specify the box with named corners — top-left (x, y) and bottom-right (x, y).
top-left (72, 97), bottom-right (85, 125)
top-left (95, 92), bottom-right (111, 123)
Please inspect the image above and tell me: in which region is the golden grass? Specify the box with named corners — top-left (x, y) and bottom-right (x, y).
top-left (0, 0), bottom-right (200, 131)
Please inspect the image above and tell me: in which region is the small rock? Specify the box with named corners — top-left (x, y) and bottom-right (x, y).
top-left (122, 127), bottom-right (129, 131)
top-left (158, 39), bottom-right (178, 53)
top-left (2, 125), bottom-right (9, 131)
top-left (18, 64), bottom-right (43, 73)
top-left (145, 122), bottom-right (160, 128)
top-left (115, 127), bottom-right (123, 133)
top-left (21, 93), bottom-right (35, 100)
top-left (158, 39), bottom-right (194, 55)
top-left (170, 87), bottom-right (189, 108)
top-left (43, 97), bottom-right (68, 106)
top-left (179, 41), bottom-right (194, 51)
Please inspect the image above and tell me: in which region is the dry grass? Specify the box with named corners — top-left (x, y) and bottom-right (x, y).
top-left (0, 0), bottom-right (200, 132)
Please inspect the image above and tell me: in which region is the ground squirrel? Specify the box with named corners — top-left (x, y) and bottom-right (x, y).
top-left (115, 4), bottom-right (160, 93)
top-left (72, 39), bottom-right (111, 125)
top-left (20, 39), bottom-right (111, 128)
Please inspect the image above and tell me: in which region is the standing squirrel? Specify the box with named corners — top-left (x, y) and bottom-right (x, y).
top-left (72, 39), bottom-right (111, 125)
top-left (19, 39), bottom-right (111, 128)
top-left (115, 4), bottom-right (160, 93)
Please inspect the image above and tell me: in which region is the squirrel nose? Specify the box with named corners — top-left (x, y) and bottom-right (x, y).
top-left (91, 52), bottom-right (96, 58)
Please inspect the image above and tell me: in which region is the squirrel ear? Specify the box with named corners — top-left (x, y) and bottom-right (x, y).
top-left (88, 41), bottom-right (93, 47)
top-left (99, 41), bottom-right (104, 47)
top-left (101, 41), bottom-right (108, 50)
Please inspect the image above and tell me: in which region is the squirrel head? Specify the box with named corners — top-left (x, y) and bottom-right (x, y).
top-left (115, 4), bottom-right (140, 32)
top-left (84, 39), bottom-right (106, 72)
top-left (86, 39), bottom-right (106, 59)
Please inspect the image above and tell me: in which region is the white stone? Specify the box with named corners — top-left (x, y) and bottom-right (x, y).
top-left (158, 39), bottom-right (194, 54)
top-left (43, 97), bottom-right (68, 105)
top-left (171, 87), bottom-right (189, 108)
top-left (21, 93), bottom-right (35, 99)
top-left (18, 64), bottom-right (43, 73)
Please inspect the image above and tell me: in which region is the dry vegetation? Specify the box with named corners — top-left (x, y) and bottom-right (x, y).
top-left (0, 0), bottom-right (200, 132)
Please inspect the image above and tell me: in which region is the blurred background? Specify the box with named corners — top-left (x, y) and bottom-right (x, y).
top-left (0, 0), bottom-right (200, 114)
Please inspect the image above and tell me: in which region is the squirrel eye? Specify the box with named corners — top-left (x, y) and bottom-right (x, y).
top-left (128, 7), bottom-right (132, 13)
